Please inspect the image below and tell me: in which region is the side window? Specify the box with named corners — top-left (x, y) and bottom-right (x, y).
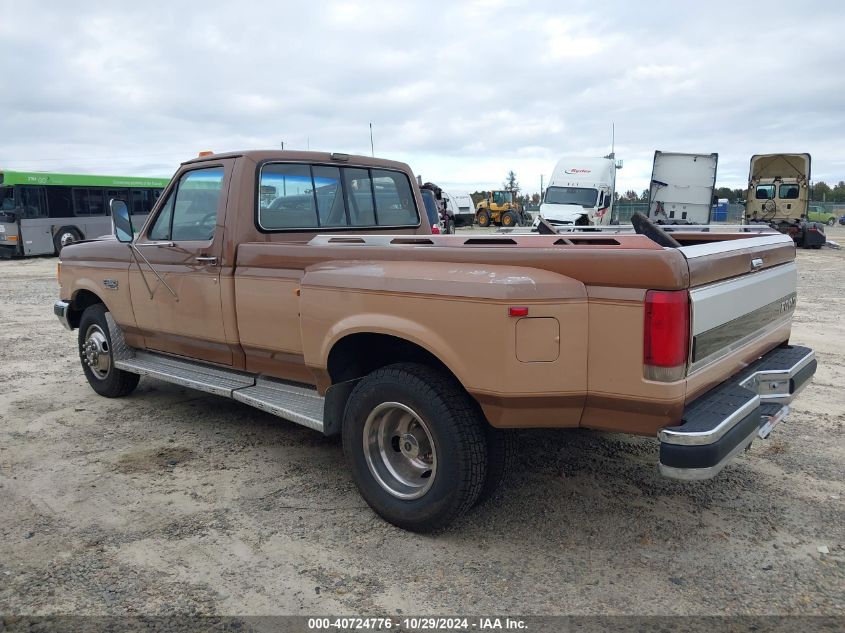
top-left (371, 169), bottom-right (417, 226)
top-left (130, 189), bottom-right (146, 215)
top-left (343, 168), bottom-right (376, 226)
top-left (258, 164), bottom-right (318, 229)
top-left (148, 168), bottom-right (224, 241)
top-left (18, 186), bottom-right (48, 218)
top-left (312, 165), bottom-right (346, 226)
top-left (45, 187), bottom-right (73, 218)
top-left (106, 189), bottom-right (130, 214)
top-left (73, 189), bottom-right (105, 216)
top-left (148, 193), bottom-right (174, 240)
top-left (130, 188), bottom-right (159, 215)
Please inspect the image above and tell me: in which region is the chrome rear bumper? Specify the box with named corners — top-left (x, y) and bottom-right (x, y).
top-left (658, 345), bottom-right (815, 481)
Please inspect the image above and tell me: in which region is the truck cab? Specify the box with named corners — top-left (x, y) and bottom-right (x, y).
top-left (536, 157), bottom-right (618, 227)
top-left (745, 153), bottom-right (825, 248)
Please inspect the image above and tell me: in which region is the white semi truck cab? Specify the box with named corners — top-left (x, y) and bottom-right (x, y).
top-left (536, 156), bottom-right (620, 227)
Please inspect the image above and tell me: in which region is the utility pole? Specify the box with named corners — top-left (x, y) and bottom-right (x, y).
top-left (540, 174), bottom-right (544, 198)
top-left (280, 140), bottom-right (285, 150)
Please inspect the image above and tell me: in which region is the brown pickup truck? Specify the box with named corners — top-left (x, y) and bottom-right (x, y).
top-left (54, 150), bottom-right (816, 531)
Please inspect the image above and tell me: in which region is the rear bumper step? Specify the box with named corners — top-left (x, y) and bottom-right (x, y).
top-left (658, 345), bottom-right (815, 480)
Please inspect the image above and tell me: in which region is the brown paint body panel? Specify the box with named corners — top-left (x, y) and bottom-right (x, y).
top-left (686, 240), bottom-right (796, 287)
top-left (56, 150), bottom-right (799, 435)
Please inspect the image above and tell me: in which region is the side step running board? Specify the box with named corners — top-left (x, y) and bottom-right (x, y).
top-left (114, 351), bottom-right (325, 432)
top-left (114, 351), bottom-right (254, 397)
top-left (233, 376), bottom-right (324, 432)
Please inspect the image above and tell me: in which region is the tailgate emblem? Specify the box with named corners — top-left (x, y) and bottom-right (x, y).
top-left (780, 295), bottom-right (796, 313)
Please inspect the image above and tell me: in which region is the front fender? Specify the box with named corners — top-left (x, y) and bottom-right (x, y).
top-left (61, 256), bottom-right (136, 331)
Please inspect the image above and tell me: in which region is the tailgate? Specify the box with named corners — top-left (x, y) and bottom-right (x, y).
top-left (679, 233), bottom-right (797, 375)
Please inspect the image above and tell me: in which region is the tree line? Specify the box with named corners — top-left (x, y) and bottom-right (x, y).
top-left (619, 182), bottom-right (845, 204)
top-left (468, 172), bottom-right (845, 208)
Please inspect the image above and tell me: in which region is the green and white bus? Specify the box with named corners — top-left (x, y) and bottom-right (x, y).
top-left (0, 170), bottom-right (170, 257)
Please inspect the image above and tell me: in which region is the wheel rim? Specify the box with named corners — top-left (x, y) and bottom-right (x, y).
top-left (362, 402), bottom-right (437, 500)
top-left (503, 215), bottom-right (513, 226)
top-left (82, 324), bottom-right (111, 380)
top-left (59, 232), bottom-right (76, 247)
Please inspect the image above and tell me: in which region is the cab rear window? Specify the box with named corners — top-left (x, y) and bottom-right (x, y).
top-left (258, 163), bottom-right (419, 231)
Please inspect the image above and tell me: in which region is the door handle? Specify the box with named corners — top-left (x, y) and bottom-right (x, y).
top-left (195, 256), bottom-right (218, 264)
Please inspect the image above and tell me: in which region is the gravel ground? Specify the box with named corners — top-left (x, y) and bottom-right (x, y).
top-left (0, 229), bottom-right (843, 617)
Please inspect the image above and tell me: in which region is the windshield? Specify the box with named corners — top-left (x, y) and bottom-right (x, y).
top-left (421, 190), bottom-right (439, 225)
top-left (0, 187), bottom-right (14, 212)
top-left (544, 186), bottom-right (598, 208)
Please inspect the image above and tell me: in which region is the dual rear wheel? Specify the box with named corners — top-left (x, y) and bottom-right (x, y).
top-left (342, 363), bottom-right (513, 532)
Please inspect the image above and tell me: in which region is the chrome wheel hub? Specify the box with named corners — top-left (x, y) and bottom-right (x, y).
top-left (82, 325), bottom-right (111, 380)
top-left (363, 402), bottom-right (437, 500)
top-left (60, 232), bottom-right (76, 247)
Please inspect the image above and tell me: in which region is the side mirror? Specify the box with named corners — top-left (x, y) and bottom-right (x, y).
top-left (110, 199), bottom-right (134, 243)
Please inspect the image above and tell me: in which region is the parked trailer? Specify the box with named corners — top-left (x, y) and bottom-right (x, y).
top-left (647, 151), bottom-right (718, 225)
top-left (443, 190), bottom-right (475, 227)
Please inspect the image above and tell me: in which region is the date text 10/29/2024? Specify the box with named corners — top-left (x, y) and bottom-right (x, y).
top-left (307, 617), bottom-right (527, 631)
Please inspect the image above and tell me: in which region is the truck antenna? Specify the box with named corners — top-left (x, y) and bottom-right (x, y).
top-left (369, 123), bottom-right (374, 157)
top-left (611, 122), bottom-right (615, 158)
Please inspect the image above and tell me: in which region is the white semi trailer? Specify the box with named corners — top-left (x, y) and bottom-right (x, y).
top-left (647, 151), bottom-right (718, 224)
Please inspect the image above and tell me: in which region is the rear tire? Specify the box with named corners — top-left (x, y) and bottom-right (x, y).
top-left (477, 210), bottom-right (491, 227)
top-left (475, 427), bottom-right (517, 505)
top-left (342, 363), bottom-right (487, 532)
top-left (78, 304), bottom-right (140, 398)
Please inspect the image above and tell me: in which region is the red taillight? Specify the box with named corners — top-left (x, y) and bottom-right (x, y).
top-left (643, 289), bottom-right (689, 381)
top-left (431, 224), bottom-right (441, 234)
top-left (508, 306), bottom-right (529, 317)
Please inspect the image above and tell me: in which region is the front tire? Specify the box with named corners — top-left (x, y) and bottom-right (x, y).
top-left (342, 363), bottom-right (487, 532)
top-left (477, 210), bottom-right (491, 227)
top-left (78, 304), bottom-right (140, 398)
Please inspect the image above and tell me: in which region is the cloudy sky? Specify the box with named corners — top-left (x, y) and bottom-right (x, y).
top-left (2, 0), bottom-right (844, 195)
